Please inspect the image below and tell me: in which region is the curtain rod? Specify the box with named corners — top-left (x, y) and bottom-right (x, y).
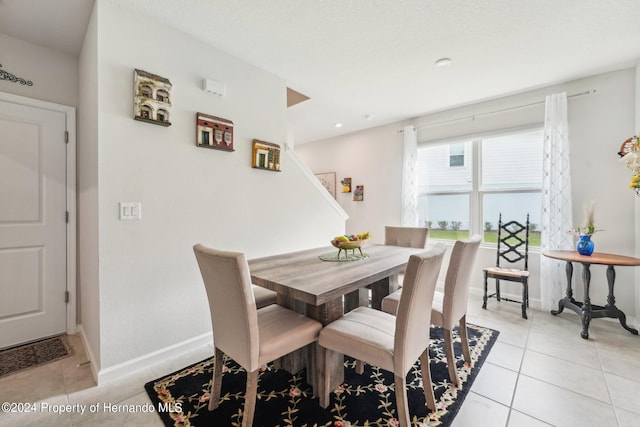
top-left (403, 89), bottom-right (596, 132)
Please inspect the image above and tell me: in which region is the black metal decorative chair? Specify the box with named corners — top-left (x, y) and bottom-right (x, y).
top-left (482, 213), bottom-right (530, 319)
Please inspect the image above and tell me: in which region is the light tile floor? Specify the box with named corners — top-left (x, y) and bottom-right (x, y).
top-left (1, 294), bottom-right (639, 426)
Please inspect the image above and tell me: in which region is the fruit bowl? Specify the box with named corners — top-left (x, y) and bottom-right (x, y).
top-left (330, 239), bottom-right (365, 250)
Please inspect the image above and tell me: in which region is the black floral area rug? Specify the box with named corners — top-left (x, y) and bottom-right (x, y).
top-left (145, 324), bottom-right (498, 427)
top-left (0, 335), bottom-right (74, 378)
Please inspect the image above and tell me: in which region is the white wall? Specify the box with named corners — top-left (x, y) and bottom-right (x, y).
top-left (78, 1), bottom-right (101, 374)
top-left (0, 32), bottom-right (78, 107)
top-left (298, 69), bottom-right (638, 317)
top-left (295, 121), bottom-right (409, 243)
top-left (86, 1), bottom-right (344, 376)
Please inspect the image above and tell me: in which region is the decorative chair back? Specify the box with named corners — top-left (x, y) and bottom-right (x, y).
top-left (495, 213), bottom-right (530, 271)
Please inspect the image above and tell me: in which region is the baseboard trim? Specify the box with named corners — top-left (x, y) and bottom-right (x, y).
top-left (77, 325), bottom-right (99, 383)
top-left (96, 331), bottom-right (213, 385)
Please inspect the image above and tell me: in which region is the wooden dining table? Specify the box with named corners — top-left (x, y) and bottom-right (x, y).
top-left (249, 243), bottom-right (425, 407)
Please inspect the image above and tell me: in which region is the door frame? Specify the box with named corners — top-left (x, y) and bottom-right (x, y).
top-left (0, 91), bottom-right (77, 335)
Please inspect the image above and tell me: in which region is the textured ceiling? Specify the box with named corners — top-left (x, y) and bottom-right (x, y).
top-left (3, 0), bottom-right (640, 144)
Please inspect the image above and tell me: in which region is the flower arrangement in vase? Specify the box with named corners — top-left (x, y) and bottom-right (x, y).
top-left (619, 136), bottom-right (640, 196)
top-left (569, 202), bottom-right (601, 256)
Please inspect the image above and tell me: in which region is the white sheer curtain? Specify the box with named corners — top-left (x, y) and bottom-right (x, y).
top-left (540, 92), bottom-right (574, 310)
top-left (401, 125), bottom-right (419, 226)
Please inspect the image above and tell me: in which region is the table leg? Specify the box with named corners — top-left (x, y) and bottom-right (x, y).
top-left (370, 274), bottom-right (399, 310)
top-left (306, 298), bottom-right (345, 408)
top-left (580, 263), bottom-right (592, 339)
top-left (604, 265), bottom-right (639, 335)
top-left (552, 261), bottom-right (573, 315)
top-left (344, 289), bottom-right (369, 313)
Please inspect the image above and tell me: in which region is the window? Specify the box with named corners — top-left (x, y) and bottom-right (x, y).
top-left (156, 89), bottom-right (169, 103)
top-left (449, 143), bottom-right (465, 167)
top-left (417, 128), bottom-right (543, 246)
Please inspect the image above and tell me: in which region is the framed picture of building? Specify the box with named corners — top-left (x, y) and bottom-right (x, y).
top-left (196, 113), bottom-right (234, 151)
top-left (134, 69), bottom-right (172, 127)
top-left (252, 139), bottom-right (281, 171)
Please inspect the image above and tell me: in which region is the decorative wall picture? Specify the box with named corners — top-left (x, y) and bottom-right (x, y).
top-left (196, 113), bottom-right (234, 151)
top-left (341, 177), bottom-right (352, 193)
top-left (134, 69), bottom-right (172, 127)
top-left (315, 172), bottom-right (336, 198)
top-left (252, 139), bottom-right (281, 171)
top-left (353, 185), bottom-right (364, 201)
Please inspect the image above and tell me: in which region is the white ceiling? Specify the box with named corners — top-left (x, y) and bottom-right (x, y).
top-left (3, 0), bottom-right (640, 144)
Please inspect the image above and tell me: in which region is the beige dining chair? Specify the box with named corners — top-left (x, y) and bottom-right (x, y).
top-left (318, 244), bottom-right (446, 425)
top-left (385, 226), bottom-right (429, 249)
top-left (381, 236), bottom-right (482, 387)
top-left (193, 244), bottom-right (323, 427)
top-left (345, 226), bottom-right (429, 312)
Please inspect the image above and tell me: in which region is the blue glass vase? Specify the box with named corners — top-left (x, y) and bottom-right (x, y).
top-left (577, 234), bottom-right (594, 256)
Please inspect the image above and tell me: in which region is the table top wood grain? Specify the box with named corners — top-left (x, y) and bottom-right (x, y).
top-left (542, 250), bottom-right (640, 266)
top-left (249, 244), bottom-right (425, 306)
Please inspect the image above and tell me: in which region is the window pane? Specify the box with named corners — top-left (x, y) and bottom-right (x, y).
top-left (483, 192), bottom-right (541, 246)
top-left (418, 142), bottom-right (472, 192)
top-left (481, 130), bottom-right (543, 190)
top-left (449, 143), bottom-right (465, 167)
top-left (419, 193), bottom-right (469, 241)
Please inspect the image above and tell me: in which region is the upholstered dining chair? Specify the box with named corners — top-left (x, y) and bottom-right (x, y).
top-left (345, 226), bottom-right (429, 312)
top-left (318, 244), bottom-right (446, 426)
top-left (193, 244), bottom-right (323, 427)
top-left (382, 236), bottom-right (482, 387)
top-left (385, 225), bottom-right (429, 249)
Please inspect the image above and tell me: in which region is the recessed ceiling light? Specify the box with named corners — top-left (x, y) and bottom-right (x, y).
top-left (434, 57), bottom-right (452, 68)
top-left (335, 123), bottom-right (343, 128)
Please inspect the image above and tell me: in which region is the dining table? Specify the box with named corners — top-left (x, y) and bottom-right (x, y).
top-left (248, 243), bottom-right (425, 407)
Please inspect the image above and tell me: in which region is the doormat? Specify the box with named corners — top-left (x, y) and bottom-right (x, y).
top-left (145, 324), bottom-right (498, 426)
top-left (0, 335), bottom-right (74, 378)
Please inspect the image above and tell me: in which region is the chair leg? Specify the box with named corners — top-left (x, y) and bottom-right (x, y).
top-left (459, 315), bottom-right (471, 365)
top-left (419, 349), bottom-right (436, 410)
top-left (208, 347), bottom-right (224, 411)
top-left (496, 279), bottom-right (501, 301)
top-left (443, 329), bottom-right (458, 387)
top-left (355, 359), bottom-right (365, 375)
top-left (241, 370), bottom-right (259, 427)
top-left (482, 272), bottom-right (488, 309)
top-left (521, 278), bottom-right (528, 319)
top-left (394, 374), bottom-right (411, 427)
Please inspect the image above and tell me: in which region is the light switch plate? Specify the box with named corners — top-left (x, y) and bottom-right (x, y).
top-left (119, 202), bottom-right (142, 220)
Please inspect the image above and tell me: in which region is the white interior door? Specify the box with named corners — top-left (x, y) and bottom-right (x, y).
top-left (0, 99), bottom-right (68, 349)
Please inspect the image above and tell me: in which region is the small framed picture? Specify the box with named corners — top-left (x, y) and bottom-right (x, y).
top-left (353, 185), bottom-right (364, 201)
top-left (315, 172), bottom-right (336, 198)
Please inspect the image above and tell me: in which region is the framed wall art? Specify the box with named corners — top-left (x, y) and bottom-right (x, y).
top-left (196, 113), bottom-right (234, 151)
top-left (252, 139), bottom-right (281, 171)
top-left (315, 172), bottom-right (336, 198)
top-left (134, 69), bottom-right (172, 127)
top-left (353, 185), bottom-right (364, 201)
top-left (341, 177), bottom-right (352, 193)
